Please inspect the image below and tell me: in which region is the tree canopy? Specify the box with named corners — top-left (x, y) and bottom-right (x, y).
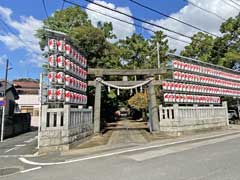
top-left (181, 13), bottom-right (240, 69)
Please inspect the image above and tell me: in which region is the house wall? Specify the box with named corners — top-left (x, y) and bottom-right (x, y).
top-left (16, 94), bottom-right (39, 116)
top-left (4, 91), bottom-right (15, 116)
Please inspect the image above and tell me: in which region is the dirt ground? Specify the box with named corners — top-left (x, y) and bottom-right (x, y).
top-left (72, 119), bottom-right (172, 150)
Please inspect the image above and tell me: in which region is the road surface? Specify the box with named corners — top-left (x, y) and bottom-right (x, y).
top-left (2, 131), bottom-right (240, 180)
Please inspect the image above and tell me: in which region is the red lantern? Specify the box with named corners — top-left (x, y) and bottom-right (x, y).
top-left (48, 88), bottom-right (56, 101)
top-left (48, 39), bottom-right (57, 51)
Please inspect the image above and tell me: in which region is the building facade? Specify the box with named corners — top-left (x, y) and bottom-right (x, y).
top-left (13, 80), bottom-right (39, 116)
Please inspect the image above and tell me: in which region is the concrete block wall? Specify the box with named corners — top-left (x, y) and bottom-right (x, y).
top-left (39, 105), bottom-right (93, 151)
top-left (159, 102), bottom-right (228, 136)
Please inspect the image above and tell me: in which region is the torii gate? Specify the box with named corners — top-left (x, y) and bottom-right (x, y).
top-left (88, 68), bottom-right (166, 133)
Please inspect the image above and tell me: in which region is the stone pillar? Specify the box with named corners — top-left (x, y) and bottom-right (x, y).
top-left (94, 78), bottom-right (102, 133)
top-left (173, 104), bottom-right (179, 121)
top-left (222, 101), bottom-right (229, 126)
top-left (148, 77), bottom-right (160, 131)
top-left (41, 105), bottom-right (48, 130)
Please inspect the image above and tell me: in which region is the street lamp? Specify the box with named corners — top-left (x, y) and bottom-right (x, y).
top-left (1, 59), bottom-right (12, 142)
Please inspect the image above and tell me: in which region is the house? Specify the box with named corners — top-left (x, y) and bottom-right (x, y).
top-left (13, 80), bottom-right (40, 116)
top-left (0, 80), bottom-right (19, 116)
top-left (0, 81), bottom-right (30, 139)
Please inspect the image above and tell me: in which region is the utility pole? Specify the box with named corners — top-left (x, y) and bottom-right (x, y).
top-left (38, 73), bottom-right (43, 149)
top-left (1, 59), bottom-right (9, 142)
top-left (157, 42), bottom-right (160, 80)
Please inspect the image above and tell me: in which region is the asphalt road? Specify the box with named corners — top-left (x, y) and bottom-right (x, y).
top-left (0, 131), bottom-right (38, 156)
top-left (2, 133), bottom-right (240, 180)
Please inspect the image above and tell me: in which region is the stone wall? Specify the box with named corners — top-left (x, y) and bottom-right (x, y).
top-left (159, 102), bottom-right (228, 136)
top-left (0, 113), bottom-right (31, 138)
top-left (39, 105), bottom-right (93, 151)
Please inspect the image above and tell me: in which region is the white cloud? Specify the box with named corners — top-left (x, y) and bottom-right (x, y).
top-left (0, 6), bottom-right (44, 65)
top-left (86, 0), bottom-right (135, 42)
top-left (0, 54), bottom-right (7, 65)
top-left (143, 0), bottom-right (239, 52)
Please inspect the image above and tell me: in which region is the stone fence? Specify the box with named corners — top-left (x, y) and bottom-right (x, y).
top-left (159, 102), bottom-right (228, 136)
top-left (39, 105), bottom-right (93, 151)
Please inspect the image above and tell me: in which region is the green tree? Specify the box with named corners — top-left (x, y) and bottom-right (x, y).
top-left (218, 13), bottom-right (240, 68)
top-left (180, 14), bottom-right (240, 68)
top-left (181, 32), bottom-right (215, 63)
top-left (117, 33), bottom-right (149, 69)
top-left (36, 6), bottom-right (120, 68)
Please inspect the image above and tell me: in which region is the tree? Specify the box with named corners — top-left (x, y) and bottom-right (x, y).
top-left (181, 32), bottom-right (215, 63)
top-left (148, 31), bottom-right (175, 68)
top-left (36, 6), bottom-right (120, 68)
top-left (180, 14), bottom-right (240, 68)
top-left (218, 13), bottom-right (240, 68)
top-left (117, 33), bottom-right (149, 69)
top-left (128, 92), bottom-right (148, 120)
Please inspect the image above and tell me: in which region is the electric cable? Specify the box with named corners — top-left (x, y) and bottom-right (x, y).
top-left (64, 1), bottom-right (191, 45)
top-left (227, 0), bottom-right (240, 8)
top-left (182, 0), bottom-right (226, 21)
top-left (42, 0), bottom-right (49, 18)
top-left (64, 0), bottom-right (232, 55)
top-left (130, 0), bottom-right (219, 38)
top-left (223, 0), bottom-right (240, 10)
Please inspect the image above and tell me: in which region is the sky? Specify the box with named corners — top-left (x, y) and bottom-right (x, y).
top-left (0, 0), bottom-right (239, 80)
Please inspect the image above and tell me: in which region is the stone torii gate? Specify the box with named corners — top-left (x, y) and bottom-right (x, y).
top-left (88, 68), bottom-right (166, 133)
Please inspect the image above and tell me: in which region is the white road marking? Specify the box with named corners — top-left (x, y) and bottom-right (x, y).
top-left (127, 134), bottom-right (240, 161)
top-left (5, 147), bottom-right (17, 153)
top-left (19, 132), bottom-right (240, 166)
top-left (0, 154), bottom-right (38, 158)
top-left (24, 136), bottom-right (37, 143)
top-left (15, 144), bottom-right (26, 147)
top-left (20, 166), bottom-right (42, 173)
top-left (4, 144), bottom-right (26, 154)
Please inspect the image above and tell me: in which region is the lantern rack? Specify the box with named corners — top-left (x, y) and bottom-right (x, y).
top-left (168, 53), bottom-right (240, 76)
top-left (46, 66), bottom-right (87, 82)
top-left (171, 67), bottom-right (240, 84)
top-left (165, 78), bottom-right (240, 91)
top-left (162, 89), bottom-right (236, 98)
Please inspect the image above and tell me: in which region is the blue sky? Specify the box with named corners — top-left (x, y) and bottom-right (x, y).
top-left (0, 0), bottom-right (238, 80)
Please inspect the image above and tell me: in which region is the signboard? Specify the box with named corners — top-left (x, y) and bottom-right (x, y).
top-left (0, 100), bottom-right (6, 107)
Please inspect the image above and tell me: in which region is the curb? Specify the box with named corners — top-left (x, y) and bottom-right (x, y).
top-left (19, 130), bottom-right (240, 166)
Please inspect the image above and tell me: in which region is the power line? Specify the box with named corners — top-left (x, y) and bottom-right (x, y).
top-left (81, 0), bottom-right (232, 51)
top-left (42, 0), bottom-right (49, 18)
top-left (222, 0), bottom-right (240, 10)
top-left (0, 18), bottom-right (40, 53)
top-left (63, 0), bottom-right (191, 45)
top-left (80, 0), bottom-right (196, 40)
top-left (228, 0), bottom-right (240, 8)
top-left (61, 0), bottom-right (65, 10)
top-left (64, 0), bottom-right (232, 57)
top-left (182, 0), bottom-right (227, 21)
top-left (130, 0), bottom-right (219, 38)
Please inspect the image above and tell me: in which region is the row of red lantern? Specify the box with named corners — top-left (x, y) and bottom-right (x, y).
top-left (48, 72), bottom-right (87, 92)
top-left (48, 39), bottom-right (87, 68)
top-left (48, 55), bottom-right (87, 80)
top-left (173, 60), bottom-right (240, 82)
top-left (173, 71), bottom-right (240, 89)
top-left (163, 81), bottom-right (240, 97)
top-left (164, 93), bottom-right (221, 104)
top-left (48, 88), bottom-right (87, 104)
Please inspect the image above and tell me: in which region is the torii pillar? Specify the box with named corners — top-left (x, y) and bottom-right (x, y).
top-left (94, 75), bottom-right (102, 133)
top-left (148, 75), bottom-right (160, 131)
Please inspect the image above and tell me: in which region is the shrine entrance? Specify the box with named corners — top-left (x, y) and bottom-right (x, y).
top-left (88, 68), bottom-right (166, 134)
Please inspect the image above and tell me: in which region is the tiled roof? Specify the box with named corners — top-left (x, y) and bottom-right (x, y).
top-left (13, 81), bottom-right (39, 89)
